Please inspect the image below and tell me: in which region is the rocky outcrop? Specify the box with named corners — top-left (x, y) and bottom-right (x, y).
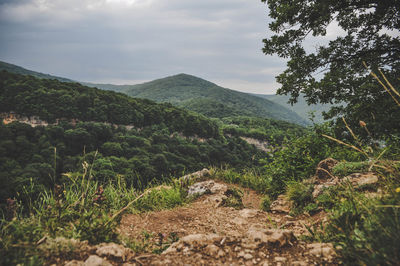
top-left (181, 168), bottom-right (211, 183)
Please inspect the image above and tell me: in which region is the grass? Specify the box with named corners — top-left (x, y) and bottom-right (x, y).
top-left (0, 159), bottom-right (188, 265)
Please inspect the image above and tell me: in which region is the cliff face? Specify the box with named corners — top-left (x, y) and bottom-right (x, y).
top-left (0, 112), bottom-right (135, 130)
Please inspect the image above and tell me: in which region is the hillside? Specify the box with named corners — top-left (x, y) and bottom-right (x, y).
top-left (254, 93), bottom-right (335, 123)
top-left (0, 70), bottom-right (271, 202)
top-left (121, 74), bottom-right (309, 125)
top-left (0, 60), bottom-right (74, 83)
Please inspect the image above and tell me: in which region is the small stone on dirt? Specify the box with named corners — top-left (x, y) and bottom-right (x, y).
top-left (96, 243), bottom-right (130, 261)
top-left (307, 243), bottom-right (336, 261)
top-left (84, 255), bottom-right (112, 266)
top-left (270, 195), bottom-right (291, 213)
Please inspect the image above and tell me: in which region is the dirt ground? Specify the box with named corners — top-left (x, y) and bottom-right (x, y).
top-left (119, 180), bottom-right (337, 265)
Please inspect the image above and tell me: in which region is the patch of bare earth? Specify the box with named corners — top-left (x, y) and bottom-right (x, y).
top-left (119, 180), bottom-right (338, 265)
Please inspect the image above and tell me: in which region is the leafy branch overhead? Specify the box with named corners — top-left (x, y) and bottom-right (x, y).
top-left (262, 0), bottom-right (400, 138)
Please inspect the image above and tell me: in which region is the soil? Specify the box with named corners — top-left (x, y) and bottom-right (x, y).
top-left (118, 180), bottom-right (338, 265)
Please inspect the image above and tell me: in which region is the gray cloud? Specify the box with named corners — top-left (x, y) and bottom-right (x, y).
top-left (0, 0), bottom-right (283, 94)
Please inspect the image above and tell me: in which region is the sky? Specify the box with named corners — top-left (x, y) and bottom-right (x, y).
top-left (0, 0), bottom-right (286, 94)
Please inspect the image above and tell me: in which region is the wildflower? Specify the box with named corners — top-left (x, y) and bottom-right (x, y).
top-left (359, 120), bottom-right (366, 127)
top-left (395, 187), bottom-right (400, 193)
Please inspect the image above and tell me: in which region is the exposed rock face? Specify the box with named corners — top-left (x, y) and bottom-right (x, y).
top-left (314, 158), bottom-right (338, 181)
top-left (270, 195), bottom-right (291, 213)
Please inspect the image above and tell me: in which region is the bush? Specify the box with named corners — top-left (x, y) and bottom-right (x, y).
top-left (286, 180), bottom-right (313, 215)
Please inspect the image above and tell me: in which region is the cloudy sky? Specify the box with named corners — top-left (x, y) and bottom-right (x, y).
top-left (0, 0), bottom-right (287, 94)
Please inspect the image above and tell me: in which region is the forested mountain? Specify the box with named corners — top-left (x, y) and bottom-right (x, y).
top-left (0, 71), bottom-right (272, 202)
top-left (121, 74), bottom-right (309, 125)
top-left (0, 60), bottom-right (308, 125)
top-left (0, 60), bottom-right (74, 83)
top-left (253, 93), bottom-right (335, 123)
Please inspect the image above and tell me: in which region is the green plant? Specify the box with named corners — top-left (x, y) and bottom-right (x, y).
top-left (220, 187), bottom-right (244, 209)
top-left (260, 195), bottom-right (271, 211)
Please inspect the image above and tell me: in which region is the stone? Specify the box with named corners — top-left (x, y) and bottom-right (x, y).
top-left (314, 158), bottom-right (338, 181)
top-left (84, 255), bottom-right (112, 266)
top-left (243, 254), bottom-right (253, 260)
top-left (204, 244), bottom-right (220, 257)
top-left (187, 180), bottom-right (214, 197)
top-left (292, 261), bottom-right (307, 266)
top-left (270, 195), bottom-right (291, 213)
top-left (65, 260), bottom-right (84, 266)
top-left (247, 227), bottom-right (296, 247)
top-left (307, 243), bottom-right (336, 261)
top-left (343, 172), bottom-right (378, 188)
top-left (274, 257), bottom-right (287, 263)
top-left (239, 209), bottom-right (260, 218)
top-left (181, 168), bottom-right (210, 182)
top-left (96, 243), bottom-right (130, 261)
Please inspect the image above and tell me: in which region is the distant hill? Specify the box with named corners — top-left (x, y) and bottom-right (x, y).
top-left (0, 60), bottom-right (308, 125)
top-left (0, 60), bottom-right (74, 83)
top-left (253, 93), bottom-right (335, 123)
top-left (121, 74), bottom-right (309, 125)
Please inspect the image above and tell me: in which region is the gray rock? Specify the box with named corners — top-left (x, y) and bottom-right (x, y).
top-left (96, 243), bottom-right (130, 261)
top-left (270, 195), bottom-right (291, 213)
top-left (307, 243), bottom-right (336, 261)
top-left (247, 226), bottom-right (296, 247)
top-left (84, 255), bottom-right (112, 266)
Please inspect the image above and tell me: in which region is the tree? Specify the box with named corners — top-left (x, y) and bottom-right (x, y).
top-left (262, 0), bottom-right (400, 138)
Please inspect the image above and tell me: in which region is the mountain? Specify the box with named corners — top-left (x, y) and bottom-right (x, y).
top-left (0, 60), bottom-right (308, 125)
top-left (0, 60), bottom-right (74, 83)
top-left (121, 74), bottom-right (309, 125)
top-left (254, 93), bottom-right (335, 123)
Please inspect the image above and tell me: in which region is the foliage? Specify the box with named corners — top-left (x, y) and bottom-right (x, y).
top-left (210, 167), bottom-right (271, 194)
top-left (220, 187), bottom-right (244, 210)
top-left (262, 0), bottom-right (400, 138)
top-left (285, 180), bottom-right (313, 215)
top-left (332, 161), bottom-right (370, 177)
top-left (262, 123), bottom-right (362, 198)
top-left (260, 195), bottom-right (271, 212)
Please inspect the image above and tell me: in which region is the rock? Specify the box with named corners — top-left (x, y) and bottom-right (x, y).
top-left (343, 172), bottom-right (378, 188)
top-left (181, 168), bottom-right (210, 182)
top-left (187, 180), bottom-right (214, 197)
top-left (247, 227), bottom-right (296, 247)
top-left (65, 260), bottom-right (84, 266)
top-left (314, 158), bottom-right (338, 181)
top-left (96, 243), bottom-right (131, 261)
top-left (164, 233), bottom-right (223, 254)
top-left (239, 209), bottom-right (260, 219)
top-left (243, 254), bottom-right (253, 260)
top-left (292, 262), bottom-right (307, 266)
top-left (270, 195), bottom-right (291, 213)
top-left (204, 244), bottom-right (220, 257)
top-left (84, 255), bottom-right (112, 266)
top-left (274, 257), bottom-right (287, 263)
top-left (232, 217), bottom-right (247, 225)
top-left (312, 178), bottom-right (339, 199)
top-left (307, 243), bottom-right (336, 261)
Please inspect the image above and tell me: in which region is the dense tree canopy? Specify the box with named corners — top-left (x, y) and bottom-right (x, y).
top-left (262, 0), bottom-right (400, 138)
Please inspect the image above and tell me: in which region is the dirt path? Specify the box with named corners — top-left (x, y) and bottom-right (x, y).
top-left (119, 180), bottom-right (338, 265)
